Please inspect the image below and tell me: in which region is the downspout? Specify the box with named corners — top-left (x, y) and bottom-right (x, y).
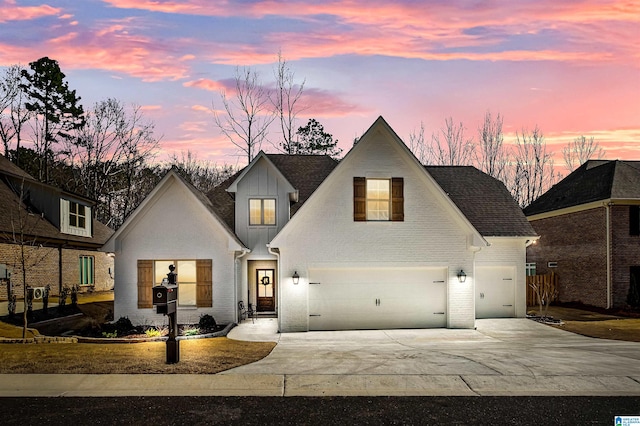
top-left (58, 245), bottom-right (63, 295)
top-left (267, 244), bottom-right (281, 331)
top-left (234, 248), bottom-right (250, 323)
top-left (606, 202), bottom-right (612, 309)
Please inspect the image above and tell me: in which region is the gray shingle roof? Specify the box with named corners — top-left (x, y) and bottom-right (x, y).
top-left (0, 155), bottom-right (113, 247)
top-left (523, 160), bottom-right (640, 216)
top-left (426, 166), bottom-right (537, 237)
top-left (207, 154), bottom-right (534, 238)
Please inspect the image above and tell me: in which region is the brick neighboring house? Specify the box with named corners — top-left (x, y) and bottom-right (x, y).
top-left (0, 155), bottom-right (114, 300)
top-left (524, 160), bottom-right (640, 309)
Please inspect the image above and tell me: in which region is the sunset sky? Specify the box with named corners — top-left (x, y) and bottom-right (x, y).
top-left (1, 0), bottom-right (638, 169)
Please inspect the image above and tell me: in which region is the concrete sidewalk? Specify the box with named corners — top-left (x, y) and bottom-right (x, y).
top-left (1, 318), bottom-right (640, 397)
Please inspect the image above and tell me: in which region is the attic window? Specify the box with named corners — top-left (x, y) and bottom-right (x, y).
top-left (354, 177), bottom-right (404, 222)
top-left (249, 199), bottom-right (276, 226)
top-left (69, 202), bottom-right (86, 229)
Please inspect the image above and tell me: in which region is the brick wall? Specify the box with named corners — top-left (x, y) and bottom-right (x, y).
top-left (610, 205), bottom-right (640, 307)
top-left (0, 242), bottom-right (113, 300)
top-left (527, 207), bottom-right (608, 308)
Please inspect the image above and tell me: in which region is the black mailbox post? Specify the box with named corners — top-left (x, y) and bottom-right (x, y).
top-left (152, 265), bottom-right (179, 364)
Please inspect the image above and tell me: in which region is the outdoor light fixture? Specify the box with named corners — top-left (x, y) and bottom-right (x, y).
top-left (292, 271), bottom-right (300, 285)
top-left (457, 270), bottom-right (467, 283)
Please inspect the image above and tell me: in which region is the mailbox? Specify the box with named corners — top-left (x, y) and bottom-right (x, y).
top-left (153, 284), bottom-right (178, 314)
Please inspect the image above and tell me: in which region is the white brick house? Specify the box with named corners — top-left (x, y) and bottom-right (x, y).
top-left (104, 117), bottom-right (537, 331)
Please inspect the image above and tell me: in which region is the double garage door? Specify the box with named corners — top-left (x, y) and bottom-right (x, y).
top-left (308, 267), bottom-right (447, 331)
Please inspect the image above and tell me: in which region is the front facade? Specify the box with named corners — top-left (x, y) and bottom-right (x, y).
top-left (106, 117), bottom-right (536, 331)
top-left (525, 160), bottom-right (640, 309)
top-left (0, 156), bottom-right (114, 300)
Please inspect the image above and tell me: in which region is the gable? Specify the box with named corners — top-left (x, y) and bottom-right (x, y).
top-left (270, 116), bottom-right (486, 248)
top-left (103, 170), bottom-right (244, 253)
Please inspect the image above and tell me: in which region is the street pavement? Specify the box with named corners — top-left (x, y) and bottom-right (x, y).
top-left (1, 317), bottom-right (639, 397)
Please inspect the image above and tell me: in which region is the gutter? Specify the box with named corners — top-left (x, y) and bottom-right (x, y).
top-left (234, 248), bottom-right (250, 323)
top-left (267, 244), bottom-right (281, 332)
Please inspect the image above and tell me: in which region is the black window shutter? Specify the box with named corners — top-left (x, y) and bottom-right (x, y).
top-left (391, 178), bottom-right (404, 222)
top-left (631, 206), bottom-right (640, 236)
top-left (353, 177), bottom-right (366, 221)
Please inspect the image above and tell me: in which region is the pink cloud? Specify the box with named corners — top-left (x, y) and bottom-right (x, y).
top-left (0, 18), bottom-right (193, 81)
top-left (299, 88), bottom-right (368, 118)
top-left (0, 0), bottom-right (60, 23)
top-left (183, 78), bottom-right (227, 92)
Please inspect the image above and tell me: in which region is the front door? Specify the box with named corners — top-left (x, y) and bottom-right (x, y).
top-left (256, 269), bottom-right (275, 311)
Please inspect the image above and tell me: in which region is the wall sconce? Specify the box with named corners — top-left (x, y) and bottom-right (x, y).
top-left (457, 270), bottom-right (467, 283)
top-left (292, 271), bottom-right (300, 285)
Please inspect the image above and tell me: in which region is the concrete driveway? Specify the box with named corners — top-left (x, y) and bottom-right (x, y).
top-left (2, 317), bottom-right (639, 397)
top-left (223, 318), bottom-right (640, 396)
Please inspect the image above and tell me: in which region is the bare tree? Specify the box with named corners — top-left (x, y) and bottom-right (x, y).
top-left (475, 111), bottom-right (508, 183)
top-left (562, 135), bottom-right (605, 172)
top-left (271, 51), bottom-right (306, 154)
top-left (430, 117), bottom-right (474, 165)
top-left (408, 121), bottom-right (428, 164)
top-left (510, 126), bottom-right (559, 207)
top-left (63, 99), bottom-right (160, 228)
top-left (0, 65), bottom-right (31, 163)
top-left (214, 67), bottom-right (275, 164)
top-left (1, 178), bottom-right (52, 339)
top-left (167, 150), bottom-right (236, 194)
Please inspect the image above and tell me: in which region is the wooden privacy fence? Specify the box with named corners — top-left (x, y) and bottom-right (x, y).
top-left (526, 272), bottom-right (559, 307)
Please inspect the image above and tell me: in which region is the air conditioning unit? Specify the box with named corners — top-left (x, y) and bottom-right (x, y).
top-left (29, 287), bottom-right (46, 300)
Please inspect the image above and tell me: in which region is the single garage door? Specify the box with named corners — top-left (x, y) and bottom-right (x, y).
top-left (475, 266), bottom-right (515, 319)
top-left (308, 267), bottom-right (447, 330)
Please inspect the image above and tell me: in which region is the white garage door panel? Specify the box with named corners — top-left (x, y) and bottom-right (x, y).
top-left (308, 268), bottom-right (447, 330)
top-left (475, 266), bottom-right (515, 319)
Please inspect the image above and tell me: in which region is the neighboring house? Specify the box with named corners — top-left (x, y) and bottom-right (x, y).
top-left (0, 155), bottom-right (114, 300)
top-left (524, 160), bottom-right (640, 310)
top-left (104, 117), bottom-right (536, 331)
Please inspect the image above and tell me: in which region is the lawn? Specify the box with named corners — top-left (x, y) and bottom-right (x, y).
top-left (0, 337), bottom-right (276, 374)
top-left (0, 292), bottom-right (276, 374)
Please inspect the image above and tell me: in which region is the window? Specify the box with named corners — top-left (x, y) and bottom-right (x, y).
top-left (69, 202), bottom-right (86, 228)
top-left (154, 260), bottom-right (197, 307)
top-left (79, 256), bottom-right (94, 285)
top-left (354, 177), bottom-right (404, 222)
top-left (630, 206), bottom-right (639, 236)
top-left (525, 263), bottom-right (536, 276)
top-left (249, 199), bottom-right (276, 225)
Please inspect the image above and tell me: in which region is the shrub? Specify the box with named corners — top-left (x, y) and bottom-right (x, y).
top-left (198, 314), bottom-right (216, 331)
top-left (183, 326), bottom-right (200, 336)
top-left (145, 328), bottom-right (162, 338)
top-left (114, 316), bottom-right (134, 335)
top-left (102, 331), bottom-right (117, 338)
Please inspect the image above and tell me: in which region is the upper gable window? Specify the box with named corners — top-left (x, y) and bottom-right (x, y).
top-left (69, 202), bottom-right (86, 229)
top-left (249, 198), bottom-right (276, 226)
top-left (60, 199), bottom-right (91, 237)
top-left (354, 177), bottom-right (404, 222)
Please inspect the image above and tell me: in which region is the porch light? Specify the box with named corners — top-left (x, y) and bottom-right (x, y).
top-left (292, 271), bottom-right (300, 285)
top-left (457, 270), bottom-right (467, 283)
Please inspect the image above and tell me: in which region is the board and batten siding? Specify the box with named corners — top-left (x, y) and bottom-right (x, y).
top-left (234, 157), bottom-right (294, 256)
